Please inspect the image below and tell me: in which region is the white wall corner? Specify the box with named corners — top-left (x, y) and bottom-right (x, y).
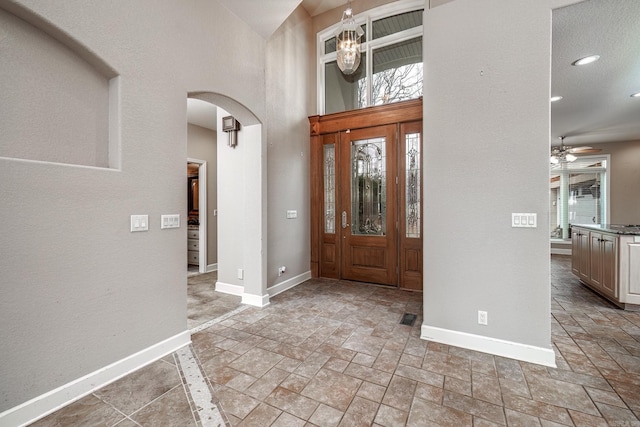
top-left (421, 324), bottom-right (557, 368)
top-left (242, 293), bottom-right (270, 307)
top-left (215, 281), bottom-right (244, 296)
top-left (268, 271), bottom-right (311, 298)
top-left (0, 331), bottom-right (191, 427)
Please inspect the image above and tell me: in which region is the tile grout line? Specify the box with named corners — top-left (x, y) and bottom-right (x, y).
top-left (190, 304), bottom-right (251, 334)
top-left (176, 345), bottom-right (226, 427)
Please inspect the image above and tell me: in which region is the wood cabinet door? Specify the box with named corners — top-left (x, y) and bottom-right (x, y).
top-left (339, 125), bottom-right (397, 286)
top-left (571, 230), bottom-right (581, 276)
top-left (600, 233), bottom-right (618, 297)
top-left (578, 231), bottom-right (591, 283)
top-left (590, 232), bottom-right (603, 288)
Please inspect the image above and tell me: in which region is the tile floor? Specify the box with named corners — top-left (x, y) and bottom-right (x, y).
top-left (187, 271), bottom-right (242, 330)
top-left (29, 256), bottom-right (640, 426)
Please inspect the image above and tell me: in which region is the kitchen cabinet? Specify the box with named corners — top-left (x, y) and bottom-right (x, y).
top-left (571, 228), bottom-right (590, 283)
top-left (572, 225), bottom-right (640, 309)
top-left (589, 232), bottom-right (617, 298)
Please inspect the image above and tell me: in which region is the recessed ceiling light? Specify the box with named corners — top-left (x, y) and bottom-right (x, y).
top-left (572, 55), bottom-right (600, 66)
top-left (550, 96), bottom-right (563, 102)
top-left (631, 92), bottom-right (640, 98)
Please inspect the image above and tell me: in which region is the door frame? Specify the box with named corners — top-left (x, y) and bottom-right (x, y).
top-left (188, 158), bottom-right (207, 273)
top-left (309, 99), bottom-right (423, 288)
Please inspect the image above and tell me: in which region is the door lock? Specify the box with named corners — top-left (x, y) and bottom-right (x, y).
top-left (341, 211), bottom-right (349, 229)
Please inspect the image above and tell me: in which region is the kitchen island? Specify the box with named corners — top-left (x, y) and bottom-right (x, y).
top-left (571, 224), bottom-right (640, 310)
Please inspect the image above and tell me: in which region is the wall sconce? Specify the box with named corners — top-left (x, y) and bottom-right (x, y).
top-left (222, 116), bottom-right (240, 148)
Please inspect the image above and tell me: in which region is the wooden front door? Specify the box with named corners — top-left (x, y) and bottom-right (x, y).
top-left (340, 125), bottom-right (397, 285)
top-left (309, 99), bottom-right (423, 289)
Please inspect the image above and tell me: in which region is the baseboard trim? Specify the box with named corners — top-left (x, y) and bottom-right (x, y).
top-left (242, 292), bottom-right (270, 307)
top-left (268, 271), bottom-right (311, 298)
top-left (551, 248), bottom-right (571, 255)
top-left (207, 263), bottom-right (218, 272)
top-left (421, 324), bottom-right (556, 367)
top-left (1, 331), bottom-right (191, 427)
top-left (215, 281), bottom-right (244, 296)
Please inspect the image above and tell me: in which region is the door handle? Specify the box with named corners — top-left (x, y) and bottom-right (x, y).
top-left (342, 211), bottom-right (349, 229)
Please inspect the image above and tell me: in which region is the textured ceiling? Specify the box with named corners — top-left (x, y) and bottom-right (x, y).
top-left (551, 0), bottom-right (640, 147)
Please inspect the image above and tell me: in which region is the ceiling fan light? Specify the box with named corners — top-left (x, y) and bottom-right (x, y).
top-left (550, 156), bottom-right (559, 164)
top-left (571, 55), bottom-right (600, 66)
top-left (565, 153), bottom-right (577, 162)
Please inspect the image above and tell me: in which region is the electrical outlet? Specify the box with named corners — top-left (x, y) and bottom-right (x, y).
top-left (278, 266), bottom-right (286, 276)
top-left (478, 310), bottom-right (488, 325)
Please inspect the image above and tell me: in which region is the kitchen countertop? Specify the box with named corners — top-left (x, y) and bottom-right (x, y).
top-left (572, 224), bottom-right (640, 236)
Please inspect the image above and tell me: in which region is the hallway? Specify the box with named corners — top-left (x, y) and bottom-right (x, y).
top-left (30, 256), bottom-right (640, 426)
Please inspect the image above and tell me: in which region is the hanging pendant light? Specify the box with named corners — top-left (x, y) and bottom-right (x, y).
top-left (336, 2), bottom-right (363, 75)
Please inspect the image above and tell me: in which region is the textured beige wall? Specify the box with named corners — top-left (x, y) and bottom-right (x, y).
top-left (0, 0), bottom-right (266, 413)
top-left (266, 5), bottom-right (316, 286)
top-left (597, 139), bottom-right (640, 224)
top-left (423, 0), bottom-right (555, 353)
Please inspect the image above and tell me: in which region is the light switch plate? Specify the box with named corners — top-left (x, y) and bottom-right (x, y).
top-left (161, 214), bottom-right (180, 229)
top-left (131, 215), bottom-right (149, 232)
top-left (286, 210), bottom-right (297, 219)
top-left (512, 213), bottom-right (537, 228)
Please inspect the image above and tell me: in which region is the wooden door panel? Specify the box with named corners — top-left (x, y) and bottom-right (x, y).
top-left (404, 248), bottom-right (421, 272)
top-left (340, 125), bottom-right (397, 286)
top-left (351, 245), bottom-right (386, 268)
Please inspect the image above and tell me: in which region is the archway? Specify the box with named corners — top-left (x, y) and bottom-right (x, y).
top-left (188, 92), bottom-right (269, 309)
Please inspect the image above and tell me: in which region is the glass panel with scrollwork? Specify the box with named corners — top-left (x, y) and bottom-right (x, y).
top-left (405, 132), bottom-right (420, 238)
top-left (351, 137), bottom-right (386, 236)
top-left (323, 144), bottom-right (336, 234)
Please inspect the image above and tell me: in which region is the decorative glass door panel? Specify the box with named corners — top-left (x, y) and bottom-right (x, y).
top-left (399, 121), bottom-right (423, 290)
top-left (340, 125), bottom-right (397, 285)
top-left (324, 144), bottom-right (336, 234)
top-left (351, 138), bottom-right (386, 236)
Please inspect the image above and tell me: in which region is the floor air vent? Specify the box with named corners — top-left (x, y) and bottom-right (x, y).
top-left (400, 313), bottom-right (417, 326)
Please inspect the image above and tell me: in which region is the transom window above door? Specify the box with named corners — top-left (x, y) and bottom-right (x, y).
top-left (318, 1), bottom-right (425, 115)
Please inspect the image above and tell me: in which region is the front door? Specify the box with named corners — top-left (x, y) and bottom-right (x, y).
top-left (339, 125), bottom-right (397, 285)
top-left (309, 99), bottom-right (423, 289)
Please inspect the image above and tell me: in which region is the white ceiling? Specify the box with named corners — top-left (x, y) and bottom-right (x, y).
top-left (551, 0), bottom-right (640, 147)
top-left (190, 0), bottom-right (640, 148)
top-left (187, 98), bottom-right (217, 130)
top-left (217, 0), bottom-right (302, 38)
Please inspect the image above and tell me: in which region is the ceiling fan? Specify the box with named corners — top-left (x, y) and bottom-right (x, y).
top-left (550, 136), bottom-right (601, 164)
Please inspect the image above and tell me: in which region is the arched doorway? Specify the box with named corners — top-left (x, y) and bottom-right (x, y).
top-left (187, 92), bottom-right (269, 310)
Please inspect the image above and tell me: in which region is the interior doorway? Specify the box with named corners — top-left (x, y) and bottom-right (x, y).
top-left (187, 159), bottom-right (207, 275)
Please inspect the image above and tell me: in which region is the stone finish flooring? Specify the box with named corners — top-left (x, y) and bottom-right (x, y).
top-left (29, 256), bottom-right (640, 426)
top-left (187, 271), bottom-right (242, 330)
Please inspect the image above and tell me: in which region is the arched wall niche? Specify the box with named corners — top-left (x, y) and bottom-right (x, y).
top-left (0, 3), bottom-right (120, 169)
